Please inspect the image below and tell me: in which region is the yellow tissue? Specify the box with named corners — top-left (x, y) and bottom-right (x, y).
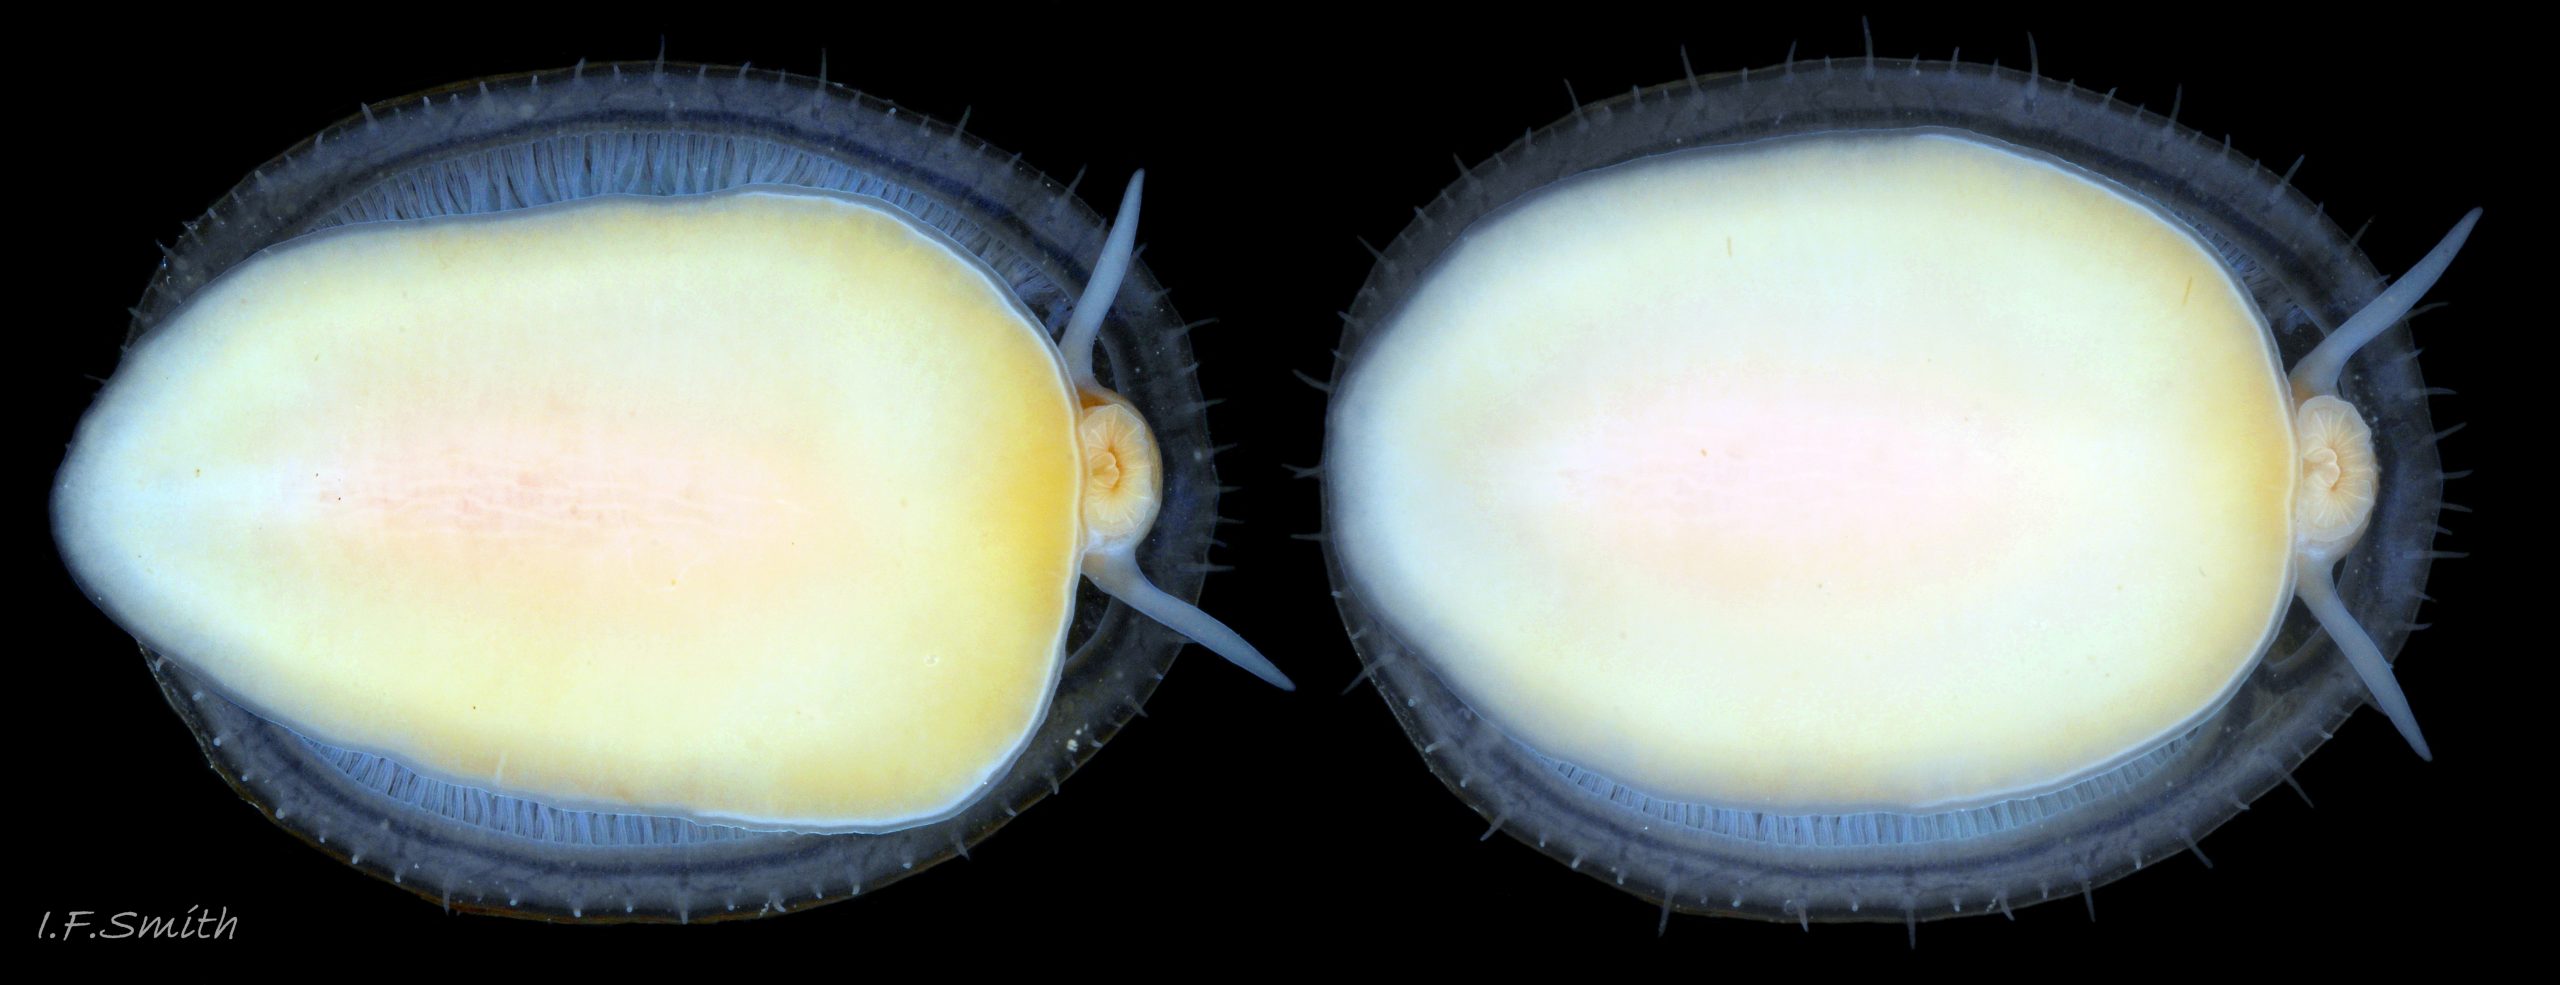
top-left (1328, 132), bottom-right (2298, 812)
top-left (55, 190), bottom-right (1086, 831)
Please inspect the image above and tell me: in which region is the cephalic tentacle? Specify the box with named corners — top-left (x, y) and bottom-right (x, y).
top-left (1084, 546), bottom-right (1295, 690)
top-left (1061, 170), bottom-right (1291, 691)
top-left (1062, 171), bottom-right (1145, 389)
top-left (2289, 208), bottom-right (2481, 398)
top-left (2293, 559), bottom-right (2430, 760)
top-left (2282, 207), bottom-right (2480, 761)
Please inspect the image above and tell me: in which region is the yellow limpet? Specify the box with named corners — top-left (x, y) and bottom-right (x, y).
top-left (55, 176), bottom-right (1289, 834)
top-left (1329, 130), bottom-right (2472, 812)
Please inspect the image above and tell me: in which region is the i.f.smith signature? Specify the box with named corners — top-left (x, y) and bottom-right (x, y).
top-left (35, 908), bottom-right (236, 940)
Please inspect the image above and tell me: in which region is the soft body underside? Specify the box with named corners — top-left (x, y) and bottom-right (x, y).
top-left (1330, 131), bottom-right (2299, 813)
top-left (57, 190), bottom-right (1086, 831)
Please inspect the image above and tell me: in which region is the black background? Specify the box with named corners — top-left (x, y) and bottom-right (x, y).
top-left (26, 10), bottom-right (2521, 961)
